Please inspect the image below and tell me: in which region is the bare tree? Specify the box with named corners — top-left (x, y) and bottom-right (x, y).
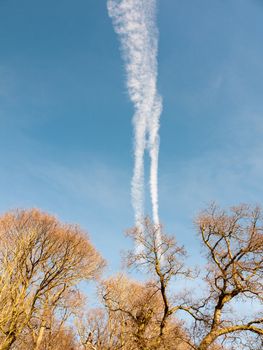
top-left (101, 274), bottom-right (160, 350)
top-left (123, 211), bottom-right (262, 350)
top-left (27, 288), bottom-right (84, 350)
top-left (0, 209), bottom-right (105, 350)
top-left (74, 307), bottom-right (112, 350)
top-left (125, 218), bottom-right (192, 348)
top-left (12, 323), bottom-right (78, 350)
top-left (101, 272), bottom-right (190, 350)
top-left (193, 204), bottom-right (263, 350)
top-left (2, 204), bottom-right (260, 350)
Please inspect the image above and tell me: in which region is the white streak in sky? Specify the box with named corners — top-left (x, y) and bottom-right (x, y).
top-left (107, 0), bottom-right (162, 230)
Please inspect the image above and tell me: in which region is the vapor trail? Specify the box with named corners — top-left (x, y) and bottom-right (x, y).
top-left (108, 0), bottom-right (162, 229)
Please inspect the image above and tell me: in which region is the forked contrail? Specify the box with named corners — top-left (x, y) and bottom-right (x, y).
top-left (108, 0), bottom-right (162, 229)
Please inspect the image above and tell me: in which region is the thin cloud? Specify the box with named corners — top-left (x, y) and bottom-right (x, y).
top-left (108, 0), bottom-right (162, 228)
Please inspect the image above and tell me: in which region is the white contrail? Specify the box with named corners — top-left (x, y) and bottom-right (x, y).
top-left (107, 0), bottom-right (162, 230)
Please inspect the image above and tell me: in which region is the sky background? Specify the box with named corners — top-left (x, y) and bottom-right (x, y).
top-left (0, 0), bottom-right (263, 295)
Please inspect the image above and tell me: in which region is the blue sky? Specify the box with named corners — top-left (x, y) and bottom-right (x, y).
top-left (1, 0), bottom-right (263, 281)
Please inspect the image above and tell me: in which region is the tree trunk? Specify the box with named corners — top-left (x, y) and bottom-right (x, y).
top-left (34, 325), bottom-right (46, 350)
top-left (198, 332), bottom-right (217, 350)
top-left (0, 334), bottom-right (16, 350)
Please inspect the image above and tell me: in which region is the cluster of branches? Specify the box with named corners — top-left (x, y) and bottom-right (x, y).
top-left (0, 209), bottom-right (105, 350)
top-left (0, 204), bottom-right (262, 350)
top-left (80, 204), bottom-right (262, 350)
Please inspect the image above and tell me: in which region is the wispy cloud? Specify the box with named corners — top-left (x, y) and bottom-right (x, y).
top-left (108, 0), bottom-right (162, 227)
